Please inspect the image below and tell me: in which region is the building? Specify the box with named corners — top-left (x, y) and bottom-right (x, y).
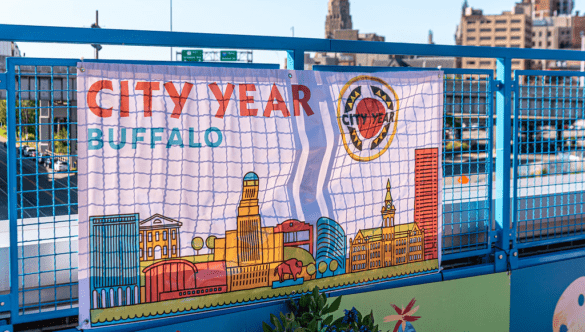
top-left (325, 0), bottom-right (352, 39)
top-left (414, 148), bottom-right (439, 260)
top-left (274, 219), bottom-right (314, 255)
top-left (349, 181), bottom-right (424, 273)
top-left (456, 2), bottom-right (533, 71)
top-left (531, 0), bottom-right (573, 18)
top-left (214, 172), bottom-right (286, 292)
top-left (139, 214), bottom-right (182, 261)
top-left (89, 213), bottom-right (141, 309)
top-left (143, 260), bottom-right (227, 303)
top-left (315, 217), bottom-right (347, 278)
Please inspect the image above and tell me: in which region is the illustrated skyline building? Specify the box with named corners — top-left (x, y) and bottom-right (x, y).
top-left (316, 217), bottom-right (347, 278)
top-left (237, 172), bottom-right (263, 266)
top-left (89, 213), bottom-right (141, 309)
top-left (414, 148), bottom-right (439, 260)
top-left (325, 0), bottom-right (352, 39)
top-left (349, 182), bottom-right (424, 273)
top-left (139, 214), bottom-right (182, 262)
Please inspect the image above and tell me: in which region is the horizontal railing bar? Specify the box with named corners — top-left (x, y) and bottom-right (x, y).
top-left (0, 24), bottom-right (585, 61)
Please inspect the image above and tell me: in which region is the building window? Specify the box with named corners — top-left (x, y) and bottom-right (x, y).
top-left (511, 36), bottom-right (520, 40)
top-left (511, 44), bottom-right (520, 48)
top-left (496, 20), bottom-right (507, 24)
top-left (495, 36), bottom-right (506, 40)
top-left (156, 232), bottom-right (159, 241)
top-left (163, 231), bottom-right (167, 240)
top-left (547, 41), bottom-right (551, 47)
top-left (511, 28), bottom-right (521, 32)
top-left (148, 248), bottom-right (153, 257)
top-left (467, 37), bottom-right (476, 41)
top-left (139, 251), bottom-right (142, 258)
top-left (172, 230), bottom-right (176, 239)
top-left (163, 246), bottom-right (167, 255)
top-left (468, 20), bottom-right (475, 24)
top-left (547, 31), bottom-right (551, 37)
top-left (139, 235), bottom-right (142, 243)
top-left (148, 233), bottom-right (152, 242)
top-left (173, 246), bottom-right (176, 255)
top-left (480, 36), bottom-right (491, 40)
top-left (467, 28), bottom-right (476, 32)
top-left (539, 31), bottom-right (543, 36)
top-left (511, 19), bottom-right (521, 23)
top-left (480, 28), bottom-right (491, 32)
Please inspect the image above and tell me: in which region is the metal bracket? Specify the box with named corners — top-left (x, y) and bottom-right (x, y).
top-left (0, 294), bottom-right (10, 314)
top-left (495, 250), bottom-right (508, 272)
top-left (0, 73), bottom-right (6, 90)
top-left (508, 249), bottom-right (519, 269)
top-left (492, 80), bottom-right (515, 91)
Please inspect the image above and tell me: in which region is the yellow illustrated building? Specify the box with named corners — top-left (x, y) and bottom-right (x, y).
top-left (349, 180), bottom-right (424, 273)
top-left (139, 214), bottom-right (182, 262)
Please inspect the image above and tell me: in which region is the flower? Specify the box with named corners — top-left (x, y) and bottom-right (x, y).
top-left (342, 307), bottom-right (359, 324)
top-left (383, 298), bottom-right (420, 332)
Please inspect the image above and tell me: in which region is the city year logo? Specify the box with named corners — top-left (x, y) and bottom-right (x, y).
top-left (336, 76), bottom-right (399, 162)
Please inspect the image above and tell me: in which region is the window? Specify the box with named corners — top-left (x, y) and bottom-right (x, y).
top-left (139, 250), bottom-right (142, 258)
top-left (148, 233), bottom-right (152, 242)
top-left (148, 248), bottom-right (153, 257)
top-left (511, 36), bottom-right (520, 40)
top-left (539, 31), bottom-right (543, 37)
top-left (155, 232), bottom-right (159, 241)
top-left (511, 28), bottom-right (521, 32)
top-left (163, 246), bottom-right (167, 255)
top-left (511, 44), bottom-right (520, 48)
top-left (467, 37), bottom-right (476, 41)
top-left (511, 19), bottom-right (521, 23)
top-left (172, 230), bottom-right (176, 239)
top-left (173, 246), bottom-right (176, 255)
top-left (480, 28), bottom-right (491, 32)
top-left (163, 231), bottom-right (167, 240)
top-left (496, 44), bottom-right (506, 47)
top-left (547, 41), bottom-right (551, 47)
top-left (480, 36), bottom-right (491, 40)
top-left (495, 36), bottom-right (506, 40)
top-left (496, 20), bottom-right (507, 24)
top-left (547, 31), bottom-right (551, 37)
top-left (467, 28), bottom-right (476, 32)
top-left (468, 20), bottom-right (476, 24)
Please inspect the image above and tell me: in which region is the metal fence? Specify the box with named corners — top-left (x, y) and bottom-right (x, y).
top-left (1, 24), bottom-right (585, 331)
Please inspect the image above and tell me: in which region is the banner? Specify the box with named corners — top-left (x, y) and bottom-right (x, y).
top-left (77, 63), bottom-right (443, 328)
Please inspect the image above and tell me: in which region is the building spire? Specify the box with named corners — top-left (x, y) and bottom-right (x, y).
top-left (385, 179), bottom-right (393, 203)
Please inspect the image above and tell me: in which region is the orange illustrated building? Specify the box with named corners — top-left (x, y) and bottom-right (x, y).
top-left (414, 148), bottom-right (439, 260)
top-left (349, 180), bottom-right (425, 273)
top-left (139, 214), bottom-right (182, 261)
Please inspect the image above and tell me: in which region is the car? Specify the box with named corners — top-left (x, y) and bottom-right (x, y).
top-left (43, 158), bottom-right (53, 168)
top-left (21, 145), bottom-right (30, 156)
top-left (26, 148), bottom-right (37, 158)
top-left (38, 152), bottom-right (50, 164)
top-left (53, 160), bottom-right (68, 172)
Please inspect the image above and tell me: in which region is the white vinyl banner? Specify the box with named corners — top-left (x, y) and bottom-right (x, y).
top-left (77, 63), bottom-right (443, 328)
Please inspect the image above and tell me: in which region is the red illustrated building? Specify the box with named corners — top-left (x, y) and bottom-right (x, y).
top-left (414, 148), bottom-right (439, 260)
top-left (274, 219), bottom-right (314, 255)
top-left (143, 260), bottom-right (227, 303)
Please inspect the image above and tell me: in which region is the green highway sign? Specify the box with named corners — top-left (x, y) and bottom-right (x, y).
top-left (182, 50), bottom-right (203, 62)
top-left (220, 50), bottom-right (237, 61)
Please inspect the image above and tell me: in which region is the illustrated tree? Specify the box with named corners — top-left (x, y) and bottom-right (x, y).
top-left (329, 260), bottom-right (338, 273)
top-left (206, 236), bottom-right (216, 254)
top-left (306, 263), bottom-right (316, 277)
top-left (318, 261), bottom-right (328, 274)
top-left (191, 237), bottom-right (204, 255)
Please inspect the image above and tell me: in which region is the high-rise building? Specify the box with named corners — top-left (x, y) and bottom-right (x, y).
top-left (414, 148), bottom-right (439, 260)
top-left (325, 0), bottom-right (352, 39)
top-left (315, 217), bottom-right (347, 278)
top-left (237, 172), bottom-right (263, 266)
top-left (90, 213), bottom-right (141, 309)
top-left (456, 3), bottom-right (533, 71)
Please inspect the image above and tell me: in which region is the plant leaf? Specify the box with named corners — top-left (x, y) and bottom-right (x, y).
top-left (262, 321), bottom-right (274, 332)
top-left (326, 296), bottom-right (342, 314)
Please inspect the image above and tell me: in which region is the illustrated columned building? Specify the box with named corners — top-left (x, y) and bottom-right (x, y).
top-left (139, 214), bottom-right (182, 262)
top-left (414, 148), bottom-right (439, 260)
top-left (349, 181), bottom-right (424, 273)
top-left (325, 0), bottom-right (352, 39)
top-left (89, 213), bottom-right (141, 309)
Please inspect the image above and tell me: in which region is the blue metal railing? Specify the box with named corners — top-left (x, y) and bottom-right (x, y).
top-left (1, 23), bottom-right (585, 330)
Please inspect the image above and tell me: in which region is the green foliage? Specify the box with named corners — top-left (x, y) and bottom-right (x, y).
top-left (445, 141), bottom-right (469, 151)
top-left (191, 237), bottom-right (204, 254)
top-left (262, 286), bottom-right (378, 332)
top-left (284, 247), bottom-right (316, 266)
top-left (54, 127), bottom-right (69, 155)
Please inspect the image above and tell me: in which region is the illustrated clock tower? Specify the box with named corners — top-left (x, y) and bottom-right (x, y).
top-left (381, 180), bottom-right (396, 227)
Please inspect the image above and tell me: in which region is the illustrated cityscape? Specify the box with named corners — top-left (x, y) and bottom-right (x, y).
top-left (88, 148), bottom-right (439, 311)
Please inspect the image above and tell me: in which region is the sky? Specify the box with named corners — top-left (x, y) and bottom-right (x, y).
top-left (2, 0), bottom-right (585, 66)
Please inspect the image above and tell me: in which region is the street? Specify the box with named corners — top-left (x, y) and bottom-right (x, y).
top-left (0, 143), bottom-right (78, 220)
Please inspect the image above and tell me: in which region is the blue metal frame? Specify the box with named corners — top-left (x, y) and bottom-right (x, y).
top-left (0, 23), bottom-right (585, 331)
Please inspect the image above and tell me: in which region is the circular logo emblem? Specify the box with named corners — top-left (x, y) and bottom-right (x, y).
top-left (336, 76), bottom-right (399, 162)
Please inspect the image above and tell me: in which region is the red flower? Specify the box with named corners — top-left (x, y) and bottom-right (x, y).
top-left (383, 298), bottom-right (421, 332)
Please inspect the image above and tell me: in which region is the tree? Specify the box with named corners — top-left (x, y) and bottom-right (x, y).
top-left (206, 236), bottom-right (216, 254)
top-left (0, 100), bottom-right (6, 128)
top-left (329, 260), bottom-right (338, 272)
top-left (318, 261), bottom-right (328, 274)
top-left (306, 263), bottom-right (316, 276)
top-left (191, 237), bottom-right (204, 255)
top-left (54, 127), bottom-right (69, 155)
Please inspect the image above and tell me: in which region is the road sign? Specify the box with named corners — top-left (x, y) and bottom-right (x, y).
top-left (182, 50), bottom-right (203, 62)
top-left (220, 50), bottom-right (237, 61)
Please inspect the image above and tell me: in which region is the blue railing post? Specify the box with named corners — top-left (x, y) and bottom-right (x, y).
top-left (6, 57), bottom-right (19, 321)
top-left (287, 49), bottom-right (304, 70)
top-left (495, 57), bottom-right (512, 272)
